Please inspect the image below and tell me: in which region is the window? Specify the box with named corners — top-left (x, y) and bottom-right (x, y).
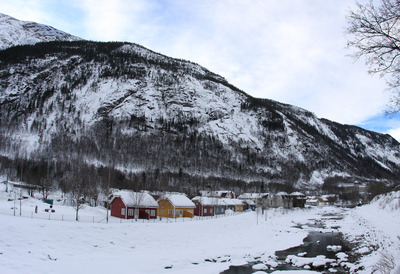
top-left (210, 208), bottom-right (213, 213)
top-left (121, 208), bottom-right (125, 216)
top-left (128, 209), bottom-right (133, 216)
top-left (151, 210), bottom-right (156, 217)
top-left (204, 208), bottom-right (207, 214)
top-left (187, 209), bottom-right (193, 214)
top-left (145, 209), bottom-right (150, 215)
top-left (168, 209), bottom-right (173, 215)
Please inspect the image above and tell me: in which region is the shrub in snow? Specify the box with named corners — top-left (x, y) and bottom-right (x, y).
top-left (372, 251), bottom-right (396, 273)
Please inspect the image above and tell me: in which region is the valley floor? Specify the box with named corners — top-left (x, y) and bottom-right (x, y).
top-left (0, 193), bottom-right (399, 274)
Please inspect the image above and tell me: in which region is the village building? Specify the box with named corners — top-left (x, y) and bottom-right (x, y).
top-left (238, 192), bottom-right (269, 209)
top-left (110, 190), bottom-right (158, 219)
top-left (199, 190), bottom-right (236, 198)
top-left (158, 193), bottom-right (195, 218)
top-left (214, 203), bottom-right (226, 215)
top-left (306, 196), bottom-right (320, 207)
top-left (290, 192), bottom-right (306, 208)
top-left (242, 199), bottom-right (256, 211)
top-left (192, 196), bottom-right (218, 216)
top-left (220, 198), bottom-right (244, 212)
top-left (265, 192), bottom-right (293, 208)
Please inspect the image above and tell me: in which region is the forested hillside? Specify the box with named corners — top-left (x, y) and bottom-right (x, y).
top-left (1, 41), bottom-right (399, 199)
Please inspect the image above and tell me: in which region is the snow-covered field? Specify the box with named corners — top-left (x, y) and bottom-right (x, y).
top-left (0, 185), bottom-right (399, 273)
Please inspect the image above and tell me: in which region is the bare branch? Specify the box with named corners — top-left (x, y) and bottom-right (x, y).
top-left (346, 0), bottom-right (400, 112)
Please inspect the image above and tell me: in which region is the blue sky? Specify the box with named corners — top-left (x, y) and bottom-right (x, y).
top-left (1, 0), bottom-right (400, 141)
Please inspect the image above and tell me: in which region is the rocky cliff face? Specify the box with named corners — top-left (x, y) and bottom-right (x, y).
top-left (0, 14), bottom-right (399, 194)
top-left (0, 40), bottom-right (399, 193)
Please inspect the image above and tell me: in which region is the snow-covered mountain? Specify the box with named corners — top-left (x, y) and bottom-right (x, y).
top-left (0, 15), bottom-right (399, 193)
top-left (0, 13), bottom-right (81, 50)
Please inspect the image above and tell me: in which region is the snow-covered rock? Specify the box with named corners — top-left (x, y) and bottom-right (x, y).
top-left (0, 13), bottom-right (81, 50)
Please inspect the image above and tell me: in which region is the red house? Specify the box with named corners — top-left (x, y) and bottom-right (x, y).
top-left (192, 196), bottom-right (218, 217)
top-left (110, 190), bottom-right (158, 219)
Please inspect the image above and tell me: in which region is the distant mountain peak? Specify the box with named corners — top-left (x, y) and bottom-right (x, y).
top-left (0, 12), bottom-right (82, 50)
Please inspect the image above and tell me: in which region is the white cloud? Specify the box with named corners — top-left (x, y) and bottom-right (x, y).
top-left (73, 0), bottom-right (160, 43)
top-left (0, 0), bottom-right (47, 22)
top-left (387, 128), bottom-right (400, 142)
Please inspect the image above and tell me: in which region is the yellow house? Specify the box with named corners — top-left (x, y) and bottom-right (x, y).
top-left (235, 203), bottom-right (244, 212)
top-left (158, 193), bottom-right (195, 218)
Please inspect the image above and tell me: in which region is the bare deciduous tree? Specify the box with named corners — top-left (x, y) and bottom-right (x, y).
top-left (346, 0), bottom-right (400, 112)
top-left (130, 191), bottom-right (145, 220)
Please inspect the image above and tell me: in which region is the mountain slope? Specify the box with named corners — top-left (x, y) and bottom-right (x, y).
top-left (0, 40), bottom-right (399, 194)
top-left (0, 13), bottom-right (81, 50)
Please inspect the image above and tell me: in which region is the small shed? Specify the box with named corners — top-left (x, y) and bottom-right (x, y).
top-left (110, 190), bottom-right (158, 219)
top-left (158, 193), bottom-right (195, 218)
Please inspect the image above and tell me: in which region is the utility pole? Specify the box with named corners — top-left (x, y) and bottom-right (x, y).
top-left (6, 174), bottom-right (8, 192)
top-left (106, 161), bottom-right (111, 223)
top-left (20, 159), bottom-right (23, 216)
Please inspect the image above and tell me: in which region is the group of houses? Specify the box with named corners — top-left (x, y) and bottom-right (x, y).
top-left (108, 189), bottom-right (309, 220)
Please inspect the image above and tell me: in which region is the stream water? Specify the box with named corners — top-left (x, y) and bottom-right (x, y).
top-left (220, 214), bottom-right (355, 273)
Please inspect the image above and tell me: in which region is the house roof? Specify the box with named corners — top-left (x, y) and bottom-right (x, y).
top-left (112, 190), bottom-right (158, 207)
top-left (219, 198), bottom-right (244, 206)
top-left (238, 193), bottom-right (269, 199)
top-left (199, 190), bottom-right (235, 198)
top-left (242, 199), bottom-right (256, 205)
top-left (192, 196), bottom-right (219, 206)
top-left (160, 193), bottom-right (195, 208)
top-left (290, 192), bottom-right (305, 196)
top-left (276, 192), bottom-right (289, 196)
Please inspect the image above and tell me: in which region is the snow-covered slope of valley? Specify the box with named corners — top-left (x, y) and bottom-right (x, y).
top-left (1, 182), bottom-right (399, 274)
top-left (340, 191), bottom-right (400, 273)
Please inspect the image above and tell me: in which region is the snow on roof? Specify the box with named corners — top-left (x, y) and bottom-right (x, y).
top-left (112, 190), bottom-right (158, 207)
top-left (242, 199), bottom-right (256, 205)
top-left (238, 193), bottom-right (269, 199)
top-left (276, 192), bottom-right (289, 196)
top-left (161, 193), bottom-right (195, 208)
top-left (219, 198), bottom-right (243, 206)
top-left (321, 194), bottom-right (336, 198)
top-left (192, 196), bottom-right (219, 205)
top-left (199, 190), bottom-right (235, 198)
top-left (290, 192), bottom-right (305, 196)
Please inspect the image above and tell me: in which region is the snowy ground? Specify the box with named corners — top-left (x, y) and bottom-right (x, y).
top-left (0, 186), bottom-right (399, 273)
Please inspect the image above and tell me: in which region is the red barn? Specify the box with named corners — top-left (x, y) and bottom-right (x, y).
top-left (192, 196), bottom-right (218, 217)
top-left (110, 190), bottom-right (158, 219)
